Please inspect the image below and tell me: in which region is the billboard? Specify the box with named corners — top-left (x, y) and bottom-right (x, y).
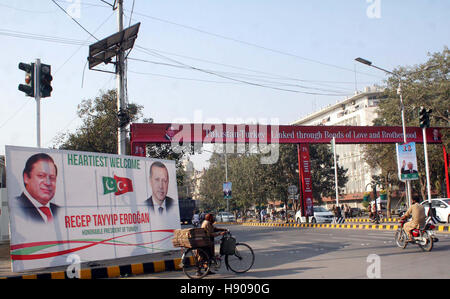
top-left (5, 146), bottom-right (180, 272)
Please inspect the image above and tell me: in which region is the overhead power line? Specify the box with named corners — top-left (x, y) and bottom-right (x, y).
top-left (125, 9), bottom-right (383, 79)
top-left (50, 0), bottom-right (99, 41)
top-left (0, 29), bottom-right (89, 45)
top-left (129, 49), bottom-right (350, 96)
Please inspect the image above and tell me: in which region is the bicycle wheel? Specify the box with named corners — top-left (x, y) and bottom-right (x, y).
top-left (182, 247), bottom-right (211, 279)
top-left (225, 243), bottom-right (255, 273)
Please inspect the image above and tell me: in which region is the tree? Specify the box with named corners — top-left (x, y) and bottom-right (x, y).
top-left (54, 89), bottom-right (142, 154)
top-left (363, 143), bottom-right (399, 217)
top-left (197, 143), bottom-right (348, 214)
top-left (197, 152), bottom-right (228, 212)
top-left (309, 144), bottom-right (348, 204)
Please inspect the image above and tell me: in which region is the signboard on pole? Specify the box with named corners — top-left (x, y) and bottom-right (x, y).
top-left (396, 142), bottom-right (419, 181)
top-left (288, 185), bottom-right (298, 195)
top-left (5, 146), bottom-right (180, 272)
top-left (223, 182), bottom-right (232, 199)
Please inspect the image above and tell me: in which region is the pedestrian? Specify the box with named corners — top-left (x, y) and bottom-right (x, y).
top-left (192, 210), bottom-right (200, 227)
top-left (260, 209), bottom-right (266, 223)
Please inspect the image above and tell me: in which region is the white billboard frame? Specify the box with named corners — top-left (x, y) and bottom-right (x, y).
top-left (5, 146), bottom-right (180, 272)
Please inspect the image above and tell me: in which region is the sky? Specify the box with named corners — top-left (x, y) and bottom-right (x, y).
top-left (1, 0), bottom-right (449, 170)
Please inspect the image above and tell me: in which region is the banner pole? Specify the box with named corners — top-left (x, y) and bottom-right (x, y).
top-left (332, 137), bottom-right (339, 206)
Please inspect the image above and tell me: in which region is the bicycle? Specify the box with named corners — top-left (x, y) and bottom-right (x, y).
top-left (180, 230), bottom-right (255, 279)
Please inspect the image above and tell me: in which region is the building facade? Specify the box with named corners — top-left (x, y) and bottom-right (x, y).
top-left (291, 86), bottom-right (385, 203)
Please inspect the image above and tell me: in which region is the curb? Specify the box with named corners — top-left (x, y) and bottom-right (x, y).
top-left (0, 257), bottom-right (183, 280)
top-left (240, 221), bottom-right (450, 233)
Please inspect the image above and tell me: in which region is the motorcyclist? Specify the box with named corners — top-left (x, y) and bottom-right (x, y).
top-left (400, 197), bottom-right (426, 242)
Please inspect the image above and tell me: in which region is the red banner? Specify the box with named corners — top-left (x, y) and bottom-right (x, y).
top-left (130, 123), bottom-right (444, 148)
top-left (298, 144), bottom-right (314, 217)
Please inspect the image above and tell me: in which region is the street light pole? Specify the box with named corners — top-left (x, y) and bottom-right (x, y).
top-left (355, 57), bottom-right (412, 207)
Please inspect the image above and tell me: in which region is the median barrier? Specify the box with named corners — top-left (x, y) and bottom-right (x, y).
top-left (238, 221), bottom-right (450, 233)
top-left (0, 257), bottom-right (184, 280)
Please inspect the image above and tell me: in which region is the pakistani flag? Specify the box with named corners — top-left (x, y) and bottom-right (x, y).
top-left (103, 176), bottom-right (133, 195)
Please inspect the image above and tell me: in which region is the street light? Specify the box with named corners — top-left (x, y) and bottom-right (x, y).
top-left (355, 57), bottom-right (412, 207)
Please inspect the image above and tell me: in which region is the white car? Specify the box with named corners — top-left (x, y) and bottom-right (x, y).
top-left (216, 212), bottom-right (236, 222)
top-left (295, 206), bottom-right (334, 224)
top-left (421, 198), bottom-right (450, 223)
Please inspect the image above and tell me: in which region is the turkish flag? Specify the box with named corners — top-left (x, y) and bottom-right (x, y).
top-left (114, 175), bottom-right (134, 195)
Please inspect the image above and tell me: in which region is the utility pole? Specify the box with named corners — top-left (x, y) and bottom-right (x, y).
top-left (88, 1), bottom-right (140, 155)
top-left (398, 83), bottom-right (413, 207)
top-left (116, 0), bottom-right (127, 155)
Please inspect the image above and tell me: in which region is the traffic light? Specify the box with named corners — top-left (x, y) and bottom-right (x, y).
top-left (18, 62), bottom-right (35, 97)
top-left (39, 63), bottom-right (53, 98)
top-left (419, 106), bottom-right (432, 128)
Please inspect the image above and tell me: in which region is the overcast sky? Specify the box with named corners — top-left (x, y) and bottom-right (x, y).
top-left (1, 0), bottom-right (449, 169)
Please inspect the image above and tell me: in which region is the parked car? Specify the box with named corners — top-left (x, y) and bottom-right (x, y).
top-left (216, 211), bottom-right (236, 222)
top-left (420, 198), bottom-right (450, 223)
top-left (295, 206), bottom-right (334, 224)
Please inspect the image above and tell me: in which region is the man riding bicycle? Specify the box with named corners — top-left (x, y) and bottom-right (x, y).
top-left (195, 213), bottom-right (227, 275)
top-left (400, 197), bottom-right (426, 242)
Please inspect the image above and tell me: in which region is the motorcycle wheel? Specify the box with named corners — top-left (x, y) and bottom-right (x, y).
top-left (418, 231), bottom-right (433, 252)
top-left (394, 229), bottom-right (407, 249)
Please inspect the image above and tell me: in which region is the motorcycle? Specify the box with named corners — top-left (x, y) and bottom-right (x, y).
top-left (394, 219), bottom-right (437, 252)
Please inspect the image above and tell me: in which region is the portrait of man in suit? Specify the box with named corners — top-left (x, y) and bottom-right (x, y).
top-left (16, 153), bottom-right (60, 223)
top-left (401, 160), bottom-right (418, 174)
top-left (145, 161), bottom-right (174, 215)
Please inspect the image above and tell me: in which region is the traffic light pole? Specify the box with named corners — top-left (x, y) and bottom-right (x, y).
top-left (116, 0), bottom-right (127, 155)
top-left (35, 59), bottom-right (41, 148)
top-left (423, 128), bottom-right (432, 203)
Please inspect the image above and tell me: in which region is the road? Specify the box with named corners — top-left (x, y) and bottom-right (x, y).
top-left (127, 224), bottom-right (450, 279)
